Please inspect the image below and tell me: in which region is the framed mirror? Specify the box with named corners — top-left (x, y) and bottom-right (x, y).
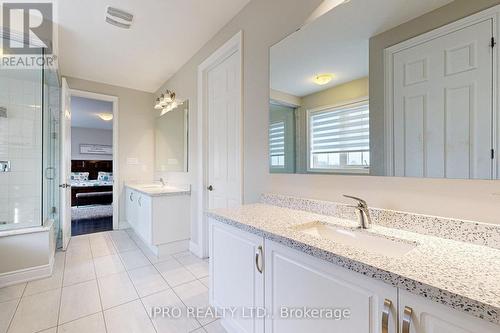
top-left (269, 0), bottom-right (499, 180)
top-left (155, 100), bottom-right (189, 172)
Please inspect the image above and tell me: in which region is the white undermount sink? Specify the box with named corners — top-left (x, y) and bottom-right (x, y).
top-left (295, 221), bottom-right (417, 258)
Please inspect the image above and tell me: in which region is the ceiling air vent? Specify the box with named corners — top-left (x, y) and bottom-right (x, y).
top-left (105, 6), bottom-right (133, 29)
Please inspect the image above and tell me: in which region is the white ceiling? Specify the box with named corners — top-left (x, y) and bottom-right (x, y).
top-left (58, 0), bottom-right (251, 92)
top-left (270, 0), bottom-right (454, 97)
top-left (71, 96), bottom-right (113, 130)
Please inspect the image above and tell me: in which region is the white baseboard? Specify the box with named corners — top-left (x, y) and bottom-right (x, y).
top-left (119, 220), bottom-right (131, 230)
top-left (0, 258), bottom-right (54, 288)
top-left (189, 240), bottom-right (205, 258)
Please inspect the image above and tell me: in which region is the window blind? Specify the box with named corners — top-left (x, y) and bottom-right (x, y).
top-left (310, 102), bottom-right (369, 155)
top-left (269, 121), bottom-right (285, 167)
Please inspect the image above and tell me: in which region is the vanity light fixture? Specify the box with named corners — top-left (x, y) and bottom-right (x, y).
top-left (313, 73), bottom-right (334, 85)
top-left (97, 113), bottom-right (113, 121)
top-left (154, 90), bottom-right (181, 114)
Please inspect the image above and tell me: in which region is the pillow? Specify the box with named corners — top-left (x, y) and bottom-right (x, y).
top-left (98, 172), bottom-right (113, 182)
top-left (71, 172), bottom-right (89, 181)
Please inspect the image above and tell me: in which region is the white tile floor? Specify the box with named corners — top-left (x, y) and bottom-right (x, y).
top-left (0, 230), bottom-right (227, 333)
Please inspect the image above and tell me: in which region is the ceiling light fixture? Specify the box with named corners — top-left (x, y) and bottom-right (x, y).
top-left (313, 74), bottom-right (334, 85)
top-left (105, 6), bottom-right (133, 29)
top-left (97, 113), bottom-right (113, 121)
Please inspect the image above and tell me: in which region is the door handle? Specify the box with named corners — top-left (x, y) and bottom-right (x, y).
top-left (207, 185), bottom-right (214, 191)
top-left (382, 299), bottom-right (392, 333)
top-left (59, 184), bottom-right (71, 189)
top-left (255, 245), bottom-right (263, 274)
top-left (402, 306), bottom-right (413, 333)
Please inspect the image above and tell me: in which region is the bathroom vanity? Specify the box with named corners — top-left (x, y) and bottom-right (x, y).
top-left (125, 183), bottom-right (190, 256)
top-left (208, 195), bottom-right (500, 333)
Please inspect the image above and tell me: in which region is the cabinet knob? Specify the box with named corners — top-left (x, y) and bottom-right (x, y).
top-left (207, 185), bottom-right (214, 191)
top-left (402, 306), bottom-right (413, 333)
top-left (382, 299), bottom-right (392, 333)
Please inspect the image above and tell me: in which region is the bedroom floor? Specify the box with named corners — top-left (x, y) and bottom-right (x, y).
top-left (72, 217), bottom-right (113, 236)
top-left (0, 230), bottom-right (226, 333)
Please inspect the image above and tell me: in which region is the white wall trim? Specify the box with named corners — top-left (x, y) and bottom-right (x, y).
top-left (0, 257), bottom-right (54, 289)
top-left (196, 31), bottom-right (243, 259)
top-left (384, 5), bottom-right (500, 177)
top-left (68, 89), bottom-right (120, 230)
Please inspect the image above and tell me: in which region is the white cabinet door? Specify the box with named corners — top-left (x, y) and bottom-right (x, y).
top-left (125, 188), bottom-right (137, 228)
top-left (264, 240), bottom-right (398, 333)
top-left (209, 219), bottom-right (264, 333)
top-left (398, 290), bottom-right (500, 333)
top-left (136, 193), bottom-right (151, 244)
top-left (392, 19), bottom-right (493, 179)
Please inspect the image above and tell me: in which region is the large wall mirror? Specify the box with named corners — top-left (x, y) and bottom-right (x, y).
top-left (155, 100), bottom-right (189, 172)
top-left (269, 0), bottom-right (499, 179)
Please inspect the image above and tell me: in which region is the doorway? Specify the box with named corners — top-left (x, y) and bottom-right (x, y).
top-left (60, 81), bottom-right (119, 247)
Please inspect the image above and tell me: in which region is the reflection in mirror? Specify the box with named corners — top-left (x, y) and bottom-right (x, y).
top-left (155, 100), bottom-right (189, 172)
top-left (269, 0), bottom-right (499, 179)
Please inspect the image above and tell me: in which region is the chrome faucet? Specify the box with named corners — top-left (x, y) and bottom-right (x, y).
top-left (159, 178), bottom-right (166, 187)
top-left (344, 195), bottom-right (372, 229)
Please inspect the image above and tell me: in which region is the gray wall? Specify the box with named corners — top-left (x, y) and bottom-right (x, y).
top-left (71, 127), bottom-right (113, 161)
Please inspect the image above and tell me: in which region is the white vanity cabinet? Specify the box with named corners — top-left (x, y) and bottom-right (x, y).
top-left (209, 218), bottom-right (500, 333)
top-left (209, 220), bottom-right (265, 333)
top-left (264, 240), bottom-right (398, 333)
top-left (125, 185), bottom-right (190, 256)
top-left (398, 290), bottom-right (499, 333)
top-left (209, 219), bottom-right (396, 333)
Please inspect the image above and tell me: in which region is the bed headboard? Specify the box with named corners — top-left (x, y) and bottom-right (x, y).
top-left (71, 160), bottom-right (113, 180)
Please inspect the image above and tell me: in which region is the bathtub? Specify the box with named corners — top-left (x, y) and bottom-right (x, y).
top-left (0, 220), bottom-right (56, 287)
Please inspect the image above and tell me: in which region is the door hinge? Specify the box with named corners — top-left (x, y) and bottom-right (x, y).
top-left (492, 149), bottom-right (495, 160)
top-left (491, 37), bottom-right (497, 48)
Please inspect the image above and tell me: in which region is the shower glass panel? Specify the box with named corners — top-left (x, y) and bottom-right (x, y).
top-left (0, 43), bottom-right (60, 235)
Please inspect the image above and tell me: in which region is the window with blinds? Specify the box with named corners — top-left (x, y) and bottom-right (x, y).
top-left (269, 121), bottom-right (285, 168)
top-left (308, 101), bottom-right (370, 172)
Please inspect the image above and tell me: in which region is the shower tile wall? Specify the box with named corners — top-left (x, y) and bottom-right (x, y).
top-left (0, 72), bottom-right (42, 228)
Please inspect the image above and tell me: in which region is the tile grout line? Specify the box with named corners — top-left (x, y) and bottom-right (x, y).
top-left (113, 230), bottom-right (216, 332)
top-left (5, 280), bottom-right (28, 332)
top-left (111, 230), bottom-right (159, 333)
top-left (125, 230), bottom-right (212, 330)
top-left (89, 234), bottom-right (109, 333)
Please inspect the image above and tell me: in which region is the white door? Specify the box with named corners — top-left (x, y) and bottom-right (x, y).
top-left (60, 77), bottom-right (72, 249)
top-left (265, 240), bottom-right (398, 333)
top-left (209, 220), bottom-right (264, 333)
top-left (392, 19), bottom-right (493, 179)
top-left (399, 290), bottom-right (500, 333)
top-left (207, 49), bottom-right (242, 209)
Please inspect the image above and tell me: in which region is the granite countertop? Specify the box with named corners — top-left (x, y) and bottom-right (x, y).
top-left (125, 183), bottom-right (191, 197)
top-left (207, 203), bottom-right (500, 325)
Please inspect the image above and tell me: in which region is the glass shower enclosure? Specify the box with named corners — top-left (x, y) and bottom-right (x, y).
top-left (0, 43), bottom-right (61, 246)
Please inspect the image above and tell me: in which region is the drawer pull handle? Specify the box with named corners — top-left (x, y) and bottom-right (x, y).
top-left (382, 299), bottom-right (392, 333)
top-left (255, 245), bottom-right (263, 274)
top-left (138, 196), bottom-right (142, 207)
top-left (130, 192), bottom-right (134, 202)
top-left (402, 306), bottom-right (413, 333)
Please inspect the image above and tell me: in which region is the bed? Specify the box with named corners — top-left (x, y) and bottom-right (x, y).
top-left (71, 160), bottom-right (113, 206)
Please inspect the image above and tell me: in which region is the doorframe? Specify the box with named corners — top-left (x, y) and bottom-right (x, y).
top-left (195, 31), bottom-right (243, 258)
top-left (67, 88), bottom-right (120, 231)
top-left (383, 5), bottom-right (499, 178)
